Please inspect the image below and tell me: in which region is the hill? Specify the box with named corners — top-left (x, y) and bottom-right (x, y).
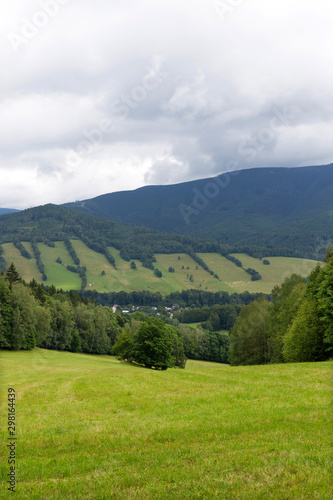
top-left (1, 349), bottom-right (332, 499)
top-left (0, 205), bottom-right (318, 294)
top-left (0, 208), bottom-right (18, 215)
top-left (65, 164), bottom-right (333, 256)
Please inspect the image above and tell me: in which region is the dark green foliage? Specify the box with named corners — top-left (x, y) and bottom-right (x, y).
top-left (307, 259), bottom-right (333, 353)
top-left (112, 330), bottom-right (134, 361)
top-left (131, 261), bottom-right (136, 269)
top-left (0, 245), bottom-right (6, 273)
top-left (130, 318), bottom-right (174, 369)
top-left (64, 238), bottom-right (80, 265)
top-left (31, 240), bottom-right (47, 281)
top-left (225, 254), bottom-right (242, 267)
top-left (104, 247), bottom-right (116, 267)
top-left (0, 278), bottom-right (13, 348)
top-left (154, 268), bottom-right (162, 278)
top-left (83, 288), bottom-right (263, 309)
top-left (67, 265), bottom-right (78, 273)
top-left (24, 330), bottom-right (36, 350)
top-left (229, 297), bottom-right (270, 366)
top-left (13, 240), bottom-right (32, 259)
top-left (245, 268), bottom-right (262, 281)
top-left (113, 318), bottom-right (178, 370)
top-left (101, 270), bottom-right (106, 276)
top-left (56, 257), bottom-right (62, 264)
top-left (283, 298), bottom-right (326, 362)
top-left (166, 326), bottom-right (187, 368)
top-left (179, 325), bottom-right (229, 363)
top-left (5, 263), bottom-right (21, 288)
top-left (168, 267), bottom-right (175, 273)
top-left (268, 275), bottom-right (306, 363)
top-left (263, 259), bottom-right (270, 265)
top-left (65, 164), bottom-right (333, 259)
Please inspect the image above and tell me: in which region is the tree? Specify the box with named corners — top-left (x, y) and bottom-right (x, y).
top-left (268, 275), bottom-right (305, 363)
top-left (283, 298), bottom-right (326, 362)
top-left (229, 296), bottom-right (270, 366)
top-left (130, 318), bottom-right (173, 369)
top-left (314, 259), bottom-right (333, 353)
top-left (112, 329), bottom-right (134, 361)
top-left (131, 261), bottom-right (136, 269)
top-left (154, 268), bottom-right (162, 278)
top-left (5, 263), bottom-right (21, 289)
top-left (165, 325), bottom-right (187, 368)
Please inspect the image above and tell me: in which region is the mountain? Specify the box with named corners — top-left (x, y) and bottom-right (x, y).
top-left (0, 208), bottom-right (19, 215)
top-left (65, 164), bottom-right (333, 256)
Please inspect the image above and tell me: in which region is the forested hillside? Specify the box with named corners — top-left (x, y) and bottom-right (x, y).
top-left (229, 247), bottom-right (333, 365)
top-left (66, 164), bottom-right (333, 257)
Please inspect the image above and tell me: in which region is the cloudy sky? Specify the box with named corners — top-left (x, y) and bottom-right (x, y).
top-left (1, 0), bottom-right (333, 209)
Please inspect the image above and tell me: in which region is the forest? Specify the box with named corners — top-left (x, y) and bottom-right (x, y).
top-left (0, 264), bottom-right (230, 365)
top-left (229, 246), bottom-right (333, 365)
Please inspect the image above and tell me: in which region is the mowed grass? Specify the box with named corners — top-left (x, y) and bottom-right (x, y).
top-left (39, 242), bottom-right (82, 291)
top-left (154, 253), bottom-right (233, 293)
top-left (0, 349), bottom-right (332, 499)
top-left (1, 243), bottom-right (42, 283)
top-left (230, 254), bottom-right (320, 293)
top-left (1, 241), bottom-right (321, 295)
top-left (200, 253), bottom-right (320, 294)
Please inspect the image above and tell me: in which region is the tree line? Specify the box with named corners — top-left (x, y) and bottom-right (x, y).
top-left (229, 247), bottom-right (333, 365)
top-left (0, 264), bottom-right (233, 368)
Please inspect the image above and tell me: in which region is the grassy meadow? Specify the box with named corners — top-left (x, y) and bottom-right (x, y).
top-left (0, 349), bottom-right (332, 499)
top-left (1, 241), bottom-right (320, 295)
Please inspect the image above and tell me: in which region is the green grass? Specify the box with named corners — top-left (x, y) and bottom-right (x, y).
top-left (230, 254), bottom-right (320, 293)
top-left (1, 243), bottom-right (42, 283)
top-left (1, 241), bottom-right (320, 295)
top-left (0, 349), bottom-right (332, 499)
top-left (199, 253), bottom-right (320, 294)
top-left (39, 242), bottom-right (82, 291)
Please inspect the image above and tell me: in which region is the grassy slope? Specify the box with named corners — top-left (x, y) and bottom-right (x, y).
top-left (39, 242), bottom-right (82, 291)
top-left (1, 240), bottom-right (319, 295)
top-left (230, 254), bottom-right (320, 293)
top-left (2, 243), bottom-right (42, 283)
top-left (0, 349), bottom-right (332, 499)
top-left (200, 253), bottom-right (319, 294)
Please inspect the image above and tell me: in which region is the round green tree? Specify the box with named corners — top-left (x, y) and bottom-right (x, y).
top-left (131, 318), bottom-right (173, 369)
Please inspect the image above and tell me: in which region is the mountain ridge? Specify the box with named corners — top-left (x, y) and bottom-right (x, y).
top-left (65, 164), bottom-right (333, 254)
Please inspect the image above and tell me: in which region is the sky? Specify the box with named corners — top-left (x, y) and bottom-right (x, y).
top-left (1, 0), bottom-right (333, 209)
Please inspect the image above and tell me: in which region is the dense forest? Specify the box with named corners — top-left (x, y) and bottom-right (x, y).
top-left (229, 246), bottom-right (333, 365)
top-left (66, 164), bottom-right (333, 258)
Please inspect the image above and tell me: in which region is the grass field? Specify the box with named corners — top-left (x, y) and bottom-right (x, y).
top-left (1, 243), bottom-right (42, 284)
top-left (0, 349), bottom-right (332, 499)
top-left (1, 240), bottom-right (320, 295)
top-left (39, 242), bottom-right (82, 291)
top-left (200, 253), bottom-right (320, 294)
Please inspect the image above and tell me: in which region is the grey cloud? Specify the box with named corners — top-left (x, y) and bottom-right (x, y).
top-left (0, 0), bottom-right (333, 208)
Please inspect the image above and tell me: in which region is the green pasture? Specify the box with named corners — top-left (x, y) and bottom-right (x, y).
top-left (1, 243), bottom-right (41, 283)
top-left (0, 349), bottom-right (331, 499)
top-left (1, 241), bottom-right (321, 295)
top-left (230, 254), bottom-right (320, 293)
top-left (38, 242), bottom-right (82, 291)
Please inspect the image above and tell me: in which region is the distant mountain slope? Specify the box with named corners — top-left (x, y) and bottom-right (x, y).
top-left (65, 164), bottom-right (333, 255)
top-left (0, 208), bottom-right (19, 215)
